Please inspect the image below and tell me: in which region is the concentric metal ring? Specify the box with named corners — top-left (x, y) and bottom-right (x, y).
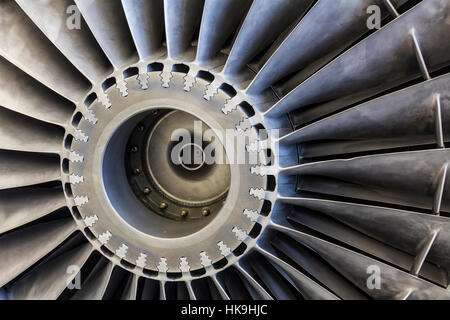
top-left (63, 61), bottom-right (277, 280)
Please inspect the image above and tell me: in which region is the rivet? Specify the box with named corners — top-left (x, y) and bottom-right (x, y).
top-left (143, 187), bottom-right (151, 195)
top-left (201, 208), bottom-right (210, 216)
top-left (181, 209), bottom-right (189, 217)
top-left (131, 146), bottom-right (139, 153)
top-left (137, 125), bottom-right (145, 132)
top-left (133, 168), bottom-right (141, 175)
top-left (160, 202), bottom-right (168, 210)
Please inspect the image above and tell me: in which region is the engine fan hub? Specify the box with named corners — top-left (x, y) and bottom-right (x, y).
top-left (125, 109), bottom-right (230, 221)
top-left (62, 60), bottom-right (277, 280)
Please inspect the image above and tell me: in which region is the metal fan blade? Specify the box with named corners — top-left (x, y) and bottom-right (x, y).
top-left (280, 197), bottom-right (450, 272)
top-left (282, 149), bottom-right (450, 211)
top-left (0, 107), bottom-right (64, 154)
top-left (279, 74), bottom-right (449, 157)
top-left (271, 223), bottom-right (450, 299)
top-left (0, 218), bottom-right (76, 287)
top-left (0, 56), bottom-right (74, 126)
top-left (16, 0), bottom-right (112, 83)
top-left (121, 0), bottom-right (165, 60)
top-left (71, 258), bottom-right (114, 300)
top-left (248, 0), bottom-right (403, 94)
top-left (0, 187), bottom-right (66, 234)
top-left (0, 150), bottom-right (60, 190)
top-left (223, 0), bottom-right (313, 80)
top-left (265, 0), bottom-right (450, 118)
top-left (256, 242), bottom-right (339, 300)
top-left (0, 0), bottom-right (91, 102)
top-left (74, 0), bottom-right (138, 69)
top-left (196, 0), bottom-right (251, 68)
top-left (163, 0), bottom-right (204, 61)
top-left (7, 242), bottom-right (92, 300)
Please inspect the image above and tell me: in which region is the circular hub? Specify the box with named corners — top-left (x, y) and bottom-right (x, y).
top-left (64, 61), bottom-right (276, 279)
top-left (125, 110), bottom-right (230, 223)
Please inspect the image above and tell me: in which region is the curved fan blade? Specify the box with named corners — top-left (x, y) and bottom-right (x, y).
top-left (235, 262), bottom-right (273, 300)
top-left (280, 197), bottom-right (450, 272)
top-left (0, 0), bottom-right (91, 102)
top-left (0, 218), bottom-right (76, 287)
top-left (0, 107), bottom-right (64, 154)
top-left (224, 0), bottom-right (314, 81)
top-left (74, 0), bottom-right (138, 69)
top-left (121, 0), bottom-right (165, 60)
top-left (122, 275), bottom-right (139, 300)
top-left (16, 0), bottom-right (112, 83)
top-left (265, 0), bottom-right (450, 118)
top-left (0, 150), bottom-right (60, 190)
top-left (280, 74), bottom-right (450, 156)
top-left (0, 57), bottom-right (74, 126)
top-left (139, 278), bottom-right (161, 300)
top-left (282, 149), bottom-right (450, 211)
top-left (271, 233), bottom-right (368, 299)
top-left (271, 223), bottom-right (450, 299)
top-left (71, 258), bottom-right (114, 300)
top-left (256, 240), bottom-right (339, 300)
top-left (0, 187), bottom-right (66, 234)
top-left (211, 275), bottom-right (230, 300)
top-left (196, 0), bottom-right (251, 68)
top-left (164, 0), bottom-right (204, 61)
top-left (7, 241), bottom-right (92, 300)
top-left (248, 0), bottom-right (396, 94)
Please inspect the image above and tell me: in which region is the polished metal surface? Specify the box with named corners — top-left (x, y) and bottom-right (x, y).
top-left (0, 0), bottom-right (449, 300)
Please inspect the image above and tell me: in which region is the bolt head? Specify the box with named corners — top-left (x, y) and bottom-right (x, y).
top-left (131, 146), bottom-right (139, 153)
top-left (201, 208), bottom-right (210, 216)
top-left (160, 202), bottom-right (168, 210)
top-left (181, 209), bottom-right (189, 217)
top-left (143, 187), bottom-right (151, 195)
top-left (133, 168), bottom-right (141, 175)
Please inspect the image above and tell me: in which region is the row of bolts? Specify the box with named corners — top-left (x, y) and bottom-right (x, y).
top-left (130, 134), bottom-right (210, 218)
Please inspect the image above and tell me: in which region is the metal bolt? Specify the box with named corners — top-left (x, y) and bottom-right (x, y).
top-left (137, 125), bottom-right (145, 132)
top-left (201, 208), bottom-right (210, 217)
top-left (133, 168), bottom-right (141, 175)
top-left (143, 187), bottom-right (151, 195)
top-left (181, 209), bottom-right (189, 217)
top-left (152, 110), bottom-right (159, 116)
top-left (131, 146), bottom-right (139, 153)
top-left (160, 202), bottom-right (168, 210)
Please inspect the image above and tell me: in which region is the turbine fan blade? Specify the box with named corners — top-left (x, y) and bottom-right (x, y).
top-left (0, 218), bottom-right (76, 287)
top-left (0, 150), bottom-right (60, 190)
top-left (74, 0), bottom-right (138, 69)
top-left (266, 0), bottom-right (450, 118)
top-left (16, 0), bottom-right (112, 83)
top-left (7, 241), bottom-right (92, 300)
top-left (0, 187), bottom-right (66, 234)
top-left (121, 0), bottom-right (165, 60)
top-left (224, 0), bottom-right (314, 81)
top-left (0, 56), bottom-right (74, 126)
top-left (71, 258), bottom-right (114, 300)
top-left (248, 0), bottom-right (401, 94)
top-left (282, 150), bottom-right (450, 212)
top-left (272, 223), bottom-right (450, 299)
top-left (0, 107), bottom-right (64, 154)
top-left (0, 0), bottom-right (91, 102)
top-left (164, 0), bottom-right (204, 61)
top-left (280, 74), bottom-right (450, 157)
top-left (196, 0), bottom-right (251, 68)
